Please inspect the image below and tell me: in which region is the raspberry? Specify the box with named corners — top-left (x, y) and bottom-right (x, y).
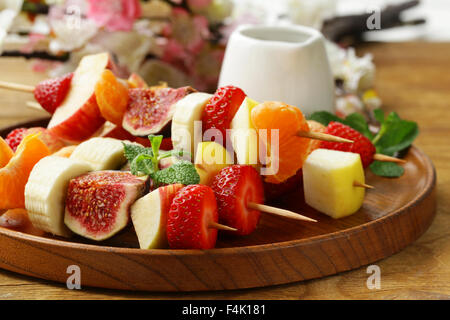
top-left (321, 122), bottom-right (376, 168)
top-left (202, 86), bottom-right (246, 141)
top-left (211, 165), bottom-right (264, 235)
top-left (166, 185), bottom-right (218, 249)
top-left (34, 72), bottom-right (73, 114)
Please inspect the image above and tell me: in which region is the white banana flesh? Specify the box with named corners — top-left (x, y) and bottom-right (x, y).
top-left (69, 137), bottom-right (128, 171)
top-left (171, 92), bottom-right (212, 158)
top-left (25, 156), bottom-right (92, 237)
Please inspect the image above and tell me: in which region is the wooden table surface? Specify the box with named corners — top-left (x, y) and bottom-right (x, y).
top-left (0, 42), bottom-right (448, 300)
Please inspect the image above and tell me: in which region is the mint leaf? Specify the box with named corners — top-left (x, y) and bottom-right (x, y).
top-left (152, 161), bottom-right (200, 186)
top-left (344, 113), bottom-right (373, 140)
top-left (373, 108), bottom-right (385, 124)
top-left (149, 135), bottom-right (163, 159)
top-left (370, 161), bottom-right (405, 178)
top-left (308, 111), bottom-right (342, 126)
top-left (123, 143), bottom-right (152, 163)
top-left (372, 112), bottom-right (419, 155)
top-left (130, 154), bottom-right (154, 176)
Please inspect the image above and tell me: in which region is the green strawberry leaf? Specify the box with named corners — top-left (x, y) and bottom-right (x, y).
top-left (369, 161), bottom-right (405, 178)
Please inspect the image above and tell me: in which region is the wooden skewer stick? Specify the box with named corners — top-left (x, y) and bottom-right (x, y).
top-left (248, 202), bottom-right (317, 222)
top-left (26, 101), bottom-right (46, 112)
top-left (209, 221), bottom-right (238, 232)
top-left (373, 153), bottom-right (407, 164)
top-left (0, 81), bottom-right (34, 93)
top-left (353, 181), bottom-right (374, 189)
top-left (297, 131), bottom-right (353, 144)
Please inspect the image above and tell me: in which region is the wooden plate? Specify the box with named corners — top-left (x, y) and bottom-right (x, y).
top-left (0, 119), bottom-right (437, 292)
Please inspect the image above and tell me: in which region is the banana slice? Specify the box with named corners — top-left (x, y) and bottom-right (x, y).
top-left (25, 156), bottom-right (92, 237)
top-left (171, 92), bottom-right (212, 158)
top-left (69, 137), bottom-right (128, 171)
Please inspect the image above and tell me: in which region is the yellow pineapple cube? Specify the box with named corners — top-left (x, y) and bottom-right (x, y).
top-left (230, 97), bottom-right (260, 167)
top-left (195, 141), bottom-right (233, 185)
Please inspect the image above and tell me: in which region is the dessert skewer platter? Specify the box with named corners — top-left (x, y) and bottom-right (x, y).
top-left (0, 52), bottom-right (436, 291)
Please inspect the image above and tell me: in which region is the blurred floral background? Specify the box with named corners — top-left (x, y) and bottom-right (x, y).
top-left (0, 0), bottom-right (442, 120)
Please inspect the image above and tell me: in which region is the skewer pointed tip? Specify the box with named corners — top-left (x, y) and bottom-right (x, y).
top-left (248, 202), bottom-right (317, 222)
top-left (353, 181), bottom-right (374, 189)
top-left (373, 153), bottom-right (407, 164)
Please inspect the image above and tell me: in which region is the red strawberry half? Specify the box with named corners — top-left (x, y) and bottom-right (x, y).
top-left (321, 122), bottom-right (376, 168)
top-left (211, 165), bottom-right (264, 236)
top-left (34, 72), bottom-right (74, 114)
top-left (166, 184), bottom-right (218, 249)
top-left (202, 85), bottom-right (246, 141)
top-left (5, 127), bottom-right (65, 152)
top-left (4, 128), bottom-right (30, 152)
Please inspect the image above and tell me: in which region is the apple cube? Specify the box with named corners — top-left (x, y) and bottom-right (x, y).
top-left (230, 97), bottom-right (260, 166)
top-left (303, 149), bottom-right (365, 219)
top-left (131, 184), bottom-right (184, 249)
top-left (194, 141), bottom-right (233, 186)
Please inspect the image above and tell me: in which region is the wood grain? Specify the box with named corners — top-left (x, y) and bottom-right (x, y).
top-left (0, 42), bottom-right (448, 299)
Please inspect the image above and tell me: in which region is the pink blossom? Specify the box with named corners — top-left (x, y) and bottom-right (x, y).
top-left (87, 0), bottom-right (141, 32)
top-left (163, 8), bottom-right (209, 55)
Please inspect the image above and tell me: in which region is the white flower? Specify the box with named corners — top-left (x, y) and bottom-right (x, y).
top-left (90, 30), bottom-right (155, 73)
top-left (325, 40), bottom-right (376, 94)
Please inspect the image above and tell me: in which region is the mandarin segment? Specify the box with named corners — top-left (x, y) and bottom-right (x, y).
top-left (251, 101), bottom-right (311, 184)
top-left (95, 69), bottom-right (129, 126)
top-left (0, 137), bottom-right (14, 168)
top-left (0, 134), bottom-right (50, 210)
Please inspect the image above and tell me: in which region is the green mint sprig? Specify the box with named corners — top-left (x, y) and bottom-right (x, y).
top-left (123, 135), bottom-right (198, 186)
top-left (308, 109), bottom-right (419, 178)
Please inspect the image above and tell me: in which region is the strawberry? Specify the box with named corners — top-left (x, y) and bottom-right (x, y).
top-left (4, 128), bottom-right (29, 152)
top-left (5, 127), bottom-right (65, 153)
top-left (33, 72), bottom-right (73, 114)
top-left (202, 86), bottom-right (246, 140)
top-left (211, 165), bottom-right (264, 236)
top-left (166, 184), bottom-right (218, 249)
top-left (321, 121), bottom-right (376, 168)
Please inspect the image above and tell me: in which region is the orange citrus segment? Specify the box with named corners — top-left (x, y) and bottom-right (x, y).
top-left (95, 69), bottom-right (129, 126)
top-left (0, 137), bottom-right (14, 168)
top-left (306, 120), bottom-right (326, 155)
top-left (0, 133), bottom-right (51, 210)
top-left (251, 101), bottom-right (311, 184)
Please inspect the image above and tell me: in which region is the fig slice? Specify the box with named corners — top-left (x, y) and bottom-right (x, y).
top-left (64, 171), bottom-right (148, 241)
top-left (122, 86), bottom-right (196, 136)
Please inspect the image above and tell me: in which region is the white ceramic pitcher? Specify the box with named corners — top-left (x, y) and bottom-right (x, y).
top-left (219, 24), bottom-right (335, 115)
